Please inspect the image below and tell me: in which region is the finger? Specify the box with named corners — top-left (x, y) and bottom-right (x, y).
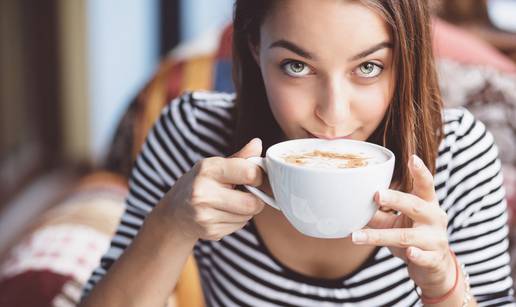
top-left (376, 190), bottom-right (439, 224)
top-left (352, 228), bottom-right (437, 250)
top-left (195, 206), bottom-right (254, 224)
top-left (230, 138), bottom-right (262, 159)
top-left (236, 176), bottom-right (273, 200)
top-left (211, 187), bottom-right (265, 216)
top-left (198, 156), bottom-right (264, 187)
top-left (410, 155), bottom-right (437, 203)
top-left (257, 173), bottom-right (273, 197)
top-left (365, 209), bottom-right (398, 229)
top-left (228, 138), bottom-right (271, 195)
top-left (200, 221), bottom-right (250, 241)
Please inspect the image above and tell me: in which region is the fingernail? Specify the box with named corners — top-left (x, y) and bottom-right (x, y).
top-left (379, 190), bottom-right (392, 204)
top-left (352, 231), bottom-right (367, 243)
top-left (410, 247), bottom-right (420, 258)
top-left (412, 155), bottom-right (422, 169)
top-left (252, 138), bottom-right (262, 146)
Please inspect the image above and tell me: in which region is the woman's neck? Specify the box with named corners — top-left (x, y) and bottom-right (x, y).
top-left (253, 205), bottom-right (378, 279)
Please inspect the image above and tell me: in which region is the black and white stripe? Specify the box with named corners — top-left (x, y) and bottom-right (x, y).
top-left (82, 92), bottom-right (515, 306)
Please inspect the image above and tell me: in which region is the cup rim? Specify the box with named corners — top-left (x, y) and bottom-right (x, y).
top-left (265, 138), bottom-right (395, 173)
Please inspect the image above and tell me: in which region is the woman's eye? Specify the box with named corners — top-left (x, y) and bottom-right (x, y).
top-left (354, 62), bottom-right (383, 78)
top-left (281, 60), bottom-right (312, 77)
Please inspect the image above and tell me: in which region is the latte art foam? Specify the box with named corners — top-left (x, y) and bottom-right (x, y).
top-left (283, 150), bottom-right (374, 169)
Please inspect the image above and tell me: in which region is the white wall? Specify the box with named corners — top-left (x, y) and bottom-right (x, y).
top-left (84, 0), bottom-right (234, 163)
top-left (87, 0), bottom-right (159, 163)
top-left (180, 0), bottom-right (234, 42)
top-left (487, 0), bottom-right (516, 32)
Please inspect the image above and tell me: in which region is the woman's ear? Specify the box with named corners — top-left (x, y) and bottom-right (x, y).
top-left (248, 39), bottom-right (261, 66)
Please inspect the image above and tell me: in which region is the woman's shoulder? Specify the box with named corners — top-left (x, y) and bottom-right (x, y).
top-left (436, 107), bottom-right (500, 197)
top-left (442, 107), bottom-right (477, 135)
top-left (436, 108), bottom-right (501, 207)
top-left (440, 107), bottom-right (493, 153)
top-left (166, 90), bottom-right (236, 112)
top-left (158, 90), bottom-right (236, 133)
top-left (151, 90), bottom-right (237, 160)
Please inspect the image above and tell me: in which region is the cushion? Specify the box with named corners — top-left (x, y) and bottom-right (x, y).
top-left (432, 17), bottom-right (516, 73)
top-left (0, 172), bottom-right (127, 307)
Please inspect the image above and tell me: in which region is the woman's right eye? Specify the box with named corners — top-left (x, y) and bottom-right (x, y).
top-left (280, 60), bottom-right (312, 77)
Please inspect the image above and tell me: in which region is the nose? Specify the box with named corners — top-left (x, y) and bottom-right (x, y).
top-left (315, 78), bottom-right (352, 128)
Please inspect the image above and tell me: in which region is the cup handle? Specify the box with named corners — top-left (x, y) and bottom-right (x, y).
top-left (244, 157), bottom-right (281, 211)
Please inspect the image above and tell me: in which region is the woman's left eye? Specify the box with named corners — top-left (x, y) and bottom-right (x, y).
top-left (281, 60), bottom-right (312, 77)
top-left (354, 62), bottom-right (383, 78)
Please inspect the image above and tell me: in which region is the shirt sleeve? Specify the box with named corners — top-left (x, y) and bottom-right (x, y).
top-left (443, 109), bottom-right (515, 306)
top-left (80, 91), bottom-right (232, 300)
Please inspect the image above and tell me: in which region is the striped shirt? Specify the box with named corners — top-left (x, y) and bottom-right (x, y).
top-left (83, 91), bottom-right (516, 306)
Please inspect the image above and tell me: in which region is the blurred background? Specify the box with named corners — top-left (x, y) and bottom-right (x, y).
top-left (0, 0), bottom-right (233, 248)
top-left (1, 0), bottom-right (233, 200)
top-left (0, 0), bottom-right (515, 306)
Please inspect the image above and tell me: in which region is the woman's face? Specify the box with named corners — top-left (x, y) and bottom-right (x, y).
top-left (253, 0), bottom-right (395, 141)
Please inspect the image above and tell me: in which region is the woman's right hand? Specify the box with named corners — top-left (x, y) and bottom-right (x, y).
top-left (156, 138), bottom-right (266, 242)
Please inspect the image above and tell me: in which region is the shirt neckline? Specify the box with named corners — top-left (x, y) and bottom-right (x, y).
top-left (247, 218), bottom-right (381, 288)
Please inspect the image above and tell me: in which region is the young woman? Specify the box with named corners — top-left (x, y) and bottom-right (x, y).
top-left (81, 1), bottom-right (515, 306)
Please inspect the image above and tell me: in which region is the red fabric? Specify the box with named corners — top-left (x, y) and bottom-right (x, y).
top-left (216, 25), bottom-right (233, 60)
top-left (167, 60), bottom-right (185, 102)
top-left (0, 270), bottom-right (72, 307)
top-left (432, 17), bottom-right (516, 73)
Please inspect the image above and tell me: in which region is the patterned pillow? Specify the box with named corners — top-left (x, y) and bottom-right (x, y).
top-left (0, 172), bottom-right (126, 307)
top-left (437, 58), bottom-right (516, 221)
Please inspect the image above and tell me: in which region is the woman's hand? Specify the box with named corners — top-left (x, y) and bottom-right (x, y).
top-left (157, 138), bottom-right (266, 242)
top-left (352, 155), bottom-right (455, 298)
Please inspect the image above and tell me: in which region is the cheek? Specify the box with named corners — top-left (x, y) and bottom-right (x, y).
top-left (269, 89), bottom-right (308, 120)
top-left (352, 83), bottom-right (392, 124)
top-left (262, 65), bottom-right (314, 133)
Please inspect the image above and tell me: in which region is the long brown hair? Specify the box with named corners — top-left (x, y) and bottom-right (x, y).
top-left (231, 0), bottom-right (443, 192)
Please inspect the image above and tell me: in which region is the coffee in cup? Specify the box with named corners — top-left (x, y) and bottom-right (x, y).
top-left (244, 138), bottom-right (394, 238)
top-left (283, 150), bottom-right (378, 169)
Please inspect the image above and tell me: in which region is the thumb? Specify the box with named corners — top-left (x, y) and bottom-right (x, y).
top-left (230, 138), bottom-right (262, 158)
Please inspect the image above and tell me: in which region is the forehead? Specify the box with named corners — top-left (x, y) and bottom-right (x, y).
top-left (261, 0), bottom-right (391, 58)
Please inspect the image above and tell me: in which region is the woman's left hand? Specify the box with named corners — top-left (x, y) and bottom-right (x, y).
top-left (352, 154), bottom-right (455, 298)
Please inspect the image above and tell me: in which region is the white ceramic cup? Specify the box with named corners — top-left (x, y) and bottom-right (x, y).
top-left (244, 138), bottom-right (395, 238)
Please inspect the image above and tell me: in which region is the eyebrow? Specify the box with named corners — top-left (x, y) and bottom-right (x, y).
top-left (268, 39), bottom-right (393, 61)
top-left (349, 41), bottom-right (392, 61)
top-left (269, 40), bottom-right (315, 59)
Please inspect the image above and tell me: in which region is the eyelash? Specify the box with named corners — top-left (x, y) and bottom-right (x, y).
top-left (280, 60), bottom-right (314, 77)
top-left (354, 62), bottom-right (384, 78)
top-left (279, 60), bottom-right (384, 79)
